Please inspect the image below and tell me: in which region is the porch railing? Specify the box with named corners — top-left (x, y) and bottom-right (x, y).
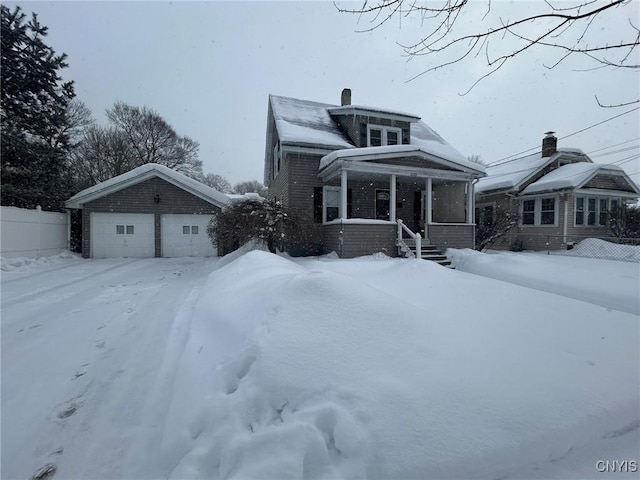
top-left (397, 219), bottom-right (421, 259)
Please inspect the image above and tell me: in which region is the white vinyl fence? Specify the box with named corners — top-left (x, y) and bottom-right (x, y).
top-left (1, 206), bottom-right (69, 259)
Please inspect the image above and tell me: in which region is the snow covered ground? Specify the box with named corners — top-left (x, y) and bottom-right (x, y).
top-left (1, 249), bottom-right (638, 479)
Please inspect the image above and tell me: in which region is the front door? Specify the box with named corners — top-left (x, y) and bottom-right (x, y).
top-left (375, 189), bottom-right (390, 220)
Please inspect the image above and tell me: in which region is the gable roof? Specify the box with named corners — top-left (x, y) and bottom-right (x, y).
top-left (522, 162), bottom-right (640, 195)
top-left (65, 163), bottom-right (230, 209)
top-left (319, 144), bottom-right (486, 176)
top-left (475, 148), bottom-right (590, 194)
top-left (269, 95), bottom-right (353, 150)
top-left (265, 94), bottom-right (473, 181)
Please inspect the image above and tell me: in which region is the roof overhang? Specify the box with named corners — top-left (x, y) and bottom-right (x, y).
top-left (65, 165), bottom-right (230, 209)
top-left (319, 147), bottom-right (486, 182)
top-left (327, 105), bottom-right (421, 123)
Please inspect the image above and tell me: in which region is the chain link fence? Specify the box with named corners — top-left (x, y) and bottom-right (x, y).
top-left (512, 234), bottom-right (640, 262)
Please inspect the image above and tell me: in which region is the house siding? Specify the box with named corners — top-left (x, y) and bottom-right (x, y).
top-left (322, 222), bottom-right (397, 258)
top-left (583, 174), bottom-right (635, 192)
top-left (369, 157), bottom-right (456, 170)
top-left (333, 114), bottom-right (410, 147)
top-left (81, 177), bottom-right (221, 258)
top-left (427, 224), bottom-right (474, 250)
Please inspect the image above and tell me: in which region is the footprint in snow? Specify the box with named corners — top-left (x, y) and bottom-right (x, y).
top-left (31, 463), bottom-right (56, 480)
top-left (95, 340), bottom-right (105, 349)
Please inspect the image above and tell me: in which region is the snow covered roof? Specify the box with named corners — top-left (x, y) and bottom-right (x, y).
top-left (522, 162), bottom-right (640, 195)
top-left (319, 144), bottom-right (486, 175)
top-left (327, 105), bottom-right (420, 122)
top-left (269, 95), bottom-right (353, 150)
top-left (410, 121), bottom-right (471, 166)
top-left (476, 148), bottom-right (590, 194)
top-left (65, 163), bottom-right (230, 209)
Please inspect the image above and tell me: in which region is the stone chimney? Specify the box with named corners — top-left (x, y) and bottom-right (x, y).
top-left (542, 131), bottom-right (557, 157)
top-left (341, 88), bottom-right (351, 106)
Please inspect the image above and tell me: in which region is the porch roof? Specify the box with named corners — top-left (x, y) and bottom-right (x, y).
top-left (522, 162), bottom-right (640, 195)
top-left (318, 144), bottom-right (486, 181)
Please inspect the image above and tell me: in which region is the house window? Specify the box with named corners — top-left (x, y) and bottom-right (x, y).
top-left (575, 197), bottom-right (585, 225)
top-left (116, 225), bottom-right (125, 235)
top-left (587, 198), bottom-right (596, 225)
top-left (126, 225), bottom-right (134, 234)
top-left (183, 226), bottom-right (190, 234)
top-left (540, 198), bottom-right (555, 225)
top-left (598, 199), bottom-right (609, 226)
top-left (522, 200), bottom-right (535, 225)
top-left (367, 125), bottom-right (402, 147)
top-left (273, 142), bottom-right (281, 179)
top-left (575, 197), bottom-right (622, 227)
top-left (375, 190), bottom-right (390, 220)
top-left (192, 226), bottom-right (199, 234)
top-left (475, 205), bottom-right (495, 227)
top-left (521, 197), bottom-right (557, 226)
top-left (323, 186), bottom-right (341, 222)
top-left (313, 187), bottom-right (323, 223)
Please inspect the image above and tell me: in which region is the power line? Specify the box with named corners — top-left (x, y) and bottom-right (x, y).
top-left (487, 107), bottom-right (640, 167)
top-left (591, 145), bottom-right (640, 159)
top-left (586, 137), bottom-right (640, 155)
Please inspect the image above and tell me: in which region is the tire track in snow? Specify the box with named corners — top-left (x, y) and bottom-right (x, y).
top-left (2, 258), bottom-right (145, 308)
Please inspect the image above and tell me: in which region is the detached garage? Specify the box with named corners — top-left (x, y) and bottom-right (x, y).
top-left (65, 164), bottom-right (229, 258)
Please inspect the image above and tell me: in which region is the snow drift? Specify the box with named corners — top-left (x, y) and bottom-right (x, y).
top-left (133, 251), bottom-right (639, 479)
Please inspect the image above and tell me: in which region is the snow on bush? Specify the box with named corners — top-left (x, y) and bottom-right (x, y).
top-left (141, 251), bottom-right (638, 480)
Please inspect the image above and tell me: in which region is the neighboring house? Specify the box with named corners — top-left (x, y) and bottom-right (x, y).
top-left (65, 163), bottom-right (229, 258)
top-left (475, 133), bottom-right (640, 250)
top-left (263, 89), bottom-right (486, 258)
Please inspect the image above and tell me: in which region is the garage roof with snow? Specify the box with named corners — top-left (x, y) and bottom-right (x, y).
top-left (65, 163), bottom-right (230, 209)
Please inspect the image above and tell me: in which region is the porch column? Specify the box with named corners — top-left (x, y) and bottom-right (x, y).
top-left (467, 180), bottom-right (474, 224)
top-left (390, 174), bottom-right (397, 222)
top-left (426, 178), bottom-right (433, 224)
top-left (340, 169), bottom-right (348, 220)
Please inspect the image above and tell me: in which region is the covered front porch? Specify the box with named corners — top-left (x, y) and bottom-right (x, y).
top-left (318, 147), bottom-right (485, 258)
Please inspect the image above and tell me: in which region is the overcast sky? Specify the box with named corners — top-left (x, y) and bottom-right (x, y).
top-left (10, 1), bottom-right (640, 185)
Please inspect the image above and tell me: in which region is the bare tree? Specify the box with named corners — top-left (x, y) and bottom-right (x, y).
top-left (475, 207), bottom-right (518, 251)
top-left (70, 126), bottom-right (134, 189)
top-left (106, 102), bottom-right (203, 176)
top-left (233, 180), bottom-right (268, 197)
top-left (467, 154), bottom-right (486, 166)
top-left (199, 173), bottom-right (233, 193)
top-left (336, 0), bottom-right (639, 98)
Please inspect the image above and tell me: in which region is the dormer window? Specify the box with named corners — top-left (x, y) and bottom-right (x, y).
top-left (367, 125), bottom-right (401, 147)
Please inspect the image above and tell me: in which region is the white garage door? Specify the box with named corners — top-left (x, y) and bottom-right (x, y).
top-left (91, 213), bottom-right (155, 258)
top-left (161, 214), bottom-right (217, 257)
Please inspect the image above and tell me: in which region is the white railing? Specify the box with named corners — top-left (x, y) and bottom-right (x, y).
top-left (397, 219), bottom-right (422, 259)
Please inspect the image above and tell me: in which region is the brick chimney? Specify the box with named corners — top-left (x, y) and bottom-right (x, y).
top-left (341, 88), bottom-right (351, 106)
top-left (542, 131), bottom-right (557, 157)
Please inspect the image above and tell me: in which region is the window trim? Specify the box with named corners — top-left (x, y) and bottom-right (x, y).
top-left (322, 186), bottom-right (341, 223)
top-left (273, 142), bottom-right (281, 179)
top-left (520, 195), bottom-right (558, 227)
top-left (367, 125), bottom-right (402, 147)
top-left (574, 196), bottom-right (621, 227)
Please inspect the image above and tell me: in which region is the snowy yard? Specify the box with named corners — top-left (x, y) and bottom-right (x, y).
top-left (1, 249), bottom-right (638, 479)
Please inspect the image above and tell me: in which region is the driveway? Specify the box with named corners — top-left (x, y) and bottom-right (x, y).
top-left (1, 257), bottom-right (219, 480)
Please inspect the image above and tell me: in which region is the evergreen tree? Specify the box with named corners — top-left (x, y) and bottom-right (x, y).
top-left (1, 5), bottom-right (75, 210)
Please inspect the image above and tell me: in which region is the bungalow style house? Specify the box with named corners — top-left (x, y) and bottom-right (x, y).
top-left (263, 89), bottom-right (486, 258)
top-left (475, 132), bottom-right (640, 250)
